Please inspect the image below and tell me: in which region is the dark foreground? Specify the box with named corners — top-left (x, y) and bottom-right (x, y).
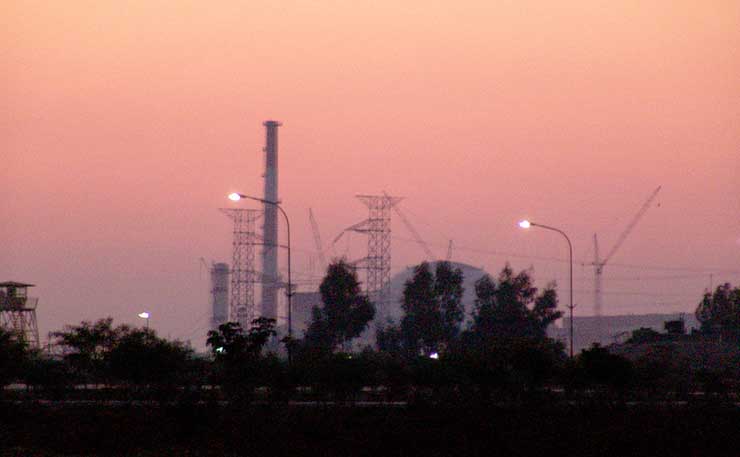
top-left (2, 401), bottom-right (740, 457)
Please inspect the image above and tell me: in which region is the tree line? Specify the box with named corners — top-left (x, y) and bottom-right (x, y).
top-left (3, 261), bottom-right (740, 403)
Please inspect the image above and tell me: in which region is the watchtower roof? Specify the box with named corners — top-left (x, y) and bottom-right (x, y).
top-left (0, 281), bottom-right (35, 288)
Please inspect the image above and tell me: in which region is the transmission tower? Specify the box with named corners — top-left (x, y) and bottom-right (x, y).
top-left (351, 194), bottom-right (402, 319)
top-left (220, 208), bottom-right (262, 328)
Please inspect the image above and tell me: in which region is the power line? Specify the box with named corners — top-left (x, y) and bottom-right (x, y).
top-left (571, 289), bottom-right (697, 298)
top-left (393, 236), bottom-right (565, 263)
top-left (597, 261), bottom-right (740, 274)
top-left (391, 236), bottom-right (740, 275)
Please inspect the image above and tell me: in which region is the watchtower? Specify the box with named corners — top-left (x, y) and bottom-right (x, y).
top-left (0, 281), bottom-right (40, 348)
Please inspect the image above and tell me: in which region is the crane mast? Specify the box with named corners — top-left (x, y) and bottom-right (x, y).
top-left (593, 235), bottom-right (602, 319)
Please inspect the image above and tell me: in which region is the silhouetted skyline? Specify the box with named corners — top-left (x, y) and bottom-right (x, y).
top-left (3, 1), bottom-right (739, 347)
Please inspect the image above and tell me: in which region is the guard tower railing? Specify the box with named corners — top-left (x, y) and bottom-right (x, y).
top-left (0, 296), bottom-right (38, 310)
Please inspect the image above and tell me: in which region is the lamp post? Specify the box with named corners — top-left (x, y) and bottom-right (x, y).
top-left (518, 220), bottom-right (575, 358)
top-left (228, 192), bottom-right (293, 350)
top-left (138, 312), bottom-right (150, 329)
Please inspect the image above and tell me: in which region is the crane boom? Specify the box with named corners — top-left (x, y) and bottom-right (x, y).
top-left (385, 194), bottom-right (435, 261)
top-left (308, 208), bottom-right (327, 268)
top-left (331, 219), bottom-right (369, 248)
top-left (199, 257), bottom-right (210, 279)
top-left (602, 185), bottom-right (661, 265)
top-left (592, 185), bottom-right (661, 321)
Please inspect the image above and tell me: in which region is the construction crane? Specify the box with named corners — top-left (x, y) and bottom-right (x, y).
top-left (330, 220), bottom-right (368, 249)
top-left (392, 205), bottom-right (436, 261)
top-left (308, 208), bottom-right (327, 271)
top-left (592, 185), bottom-right (662, 318)
top-left (308, 208), bottom-right (326, 268)
top-left (384, 192), bottom-right (436, 262)
top-left (198, 257), bottom-right (211, 279)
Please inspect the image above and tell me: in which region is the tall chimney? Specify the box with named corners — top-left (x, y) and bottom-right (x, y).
top-left (261, 120), bottom-right (281, 321)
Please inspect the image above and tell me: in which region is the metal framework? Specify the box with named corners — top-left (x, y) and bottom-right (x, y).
top-left (350, 194), bottom-right (402, 319)
top-left (0, 282), bottom-right (40, 349)
top-left (220, 208), bottom-right (262, 328)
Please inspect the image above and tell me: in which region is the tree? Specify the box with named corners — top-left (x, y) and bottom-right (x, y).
top-left (400, 261), bottom-right (465, 356)
top-left (573, 344), bottom-right (633, 392)
top-left (23, 355), bottom-right (70, 398)
top-left (52, 317), bottom-right (130, 384)
top-left (401, 262), bottom-right (442, 355)
top-left (207, 319), bottom-right (278, 399)
top-left (376, 320), bottom-right (404, 356)
top-left (450, 265), bottom-right (565, 396)
top-left (305, 261), bottom-right (375, 351)
top-left (435, 261), bottom-right (465, 343)
top-left (53, 318), bottom-right (194, 395)
top-left (695, 283), bottom-right (740, 341)
top-left (206, 318), bottom-right (277, 362)
top-left (471, 265), bottom-right (562, 341)
top-left (0, 328), bottom-right (28, 389)
top-left (108, 328), bottom-right (192, 388)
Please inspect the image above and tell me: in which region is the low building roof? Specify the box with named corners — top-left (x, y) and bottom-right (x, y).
top-left (0, 281), bottom-right (35, 288)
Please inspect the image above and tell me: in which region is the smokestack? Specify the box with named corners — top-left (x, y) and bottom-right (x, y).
top-left (261, 120), bottom-right (281, 320)
top-left (210, 262), bottom-right (229, 331)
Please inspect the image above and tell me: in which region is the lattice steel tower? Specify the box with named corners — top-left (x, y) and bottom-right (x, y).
top-left (352, 195), bottom-right (402, 319)
top-left (220, 208), bottom-right (262, 328)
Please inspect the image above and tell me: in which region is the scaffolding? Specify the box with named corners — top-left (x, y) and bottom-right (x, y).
top-left (220, 208), bottom-right (262, 328)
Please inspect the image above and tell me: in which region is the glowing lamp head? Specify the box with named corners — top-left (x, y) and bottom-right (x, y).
top-left (138, 312), bottom-right (150, 319)
top-left (518, 220), bottom-right (531, 229)
top-left (429, 352), bottom-right (439, 360)
top-left (228, 193), bottom-right (242, 202)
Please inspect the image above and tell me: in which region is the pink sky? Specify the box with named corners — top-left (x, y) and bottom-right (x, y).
top-left (3, 1), bottom-right (739, 348)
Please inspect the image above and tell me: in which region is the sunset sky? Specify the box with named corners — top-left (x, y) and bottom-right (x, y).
top-left (3, 1), bottom-right (739, 348)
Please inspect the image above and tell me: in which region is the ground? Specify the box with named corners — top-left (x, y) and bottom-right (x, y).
top-left (2, 402), bottom-right (740, 456)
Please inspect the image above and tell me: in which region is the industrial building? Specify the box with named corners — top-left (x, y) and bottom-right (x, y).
top-left (209, 263), bottom-right (229, 332)
top-left (552, 313), bottom-right (699, 353)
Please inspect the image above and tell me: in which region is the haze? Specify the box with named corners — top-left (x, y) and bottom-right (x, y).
top-left (3, 1), bottom-right (739, 348)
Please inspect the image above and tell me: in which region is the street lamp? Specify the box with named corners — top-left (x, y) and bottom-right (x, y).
top-left (228, 192), bottom-right (293, 345)
top-left (518, 220), bottom-right (575, 358)
top-left (138, 311), bottom-right (150, 329)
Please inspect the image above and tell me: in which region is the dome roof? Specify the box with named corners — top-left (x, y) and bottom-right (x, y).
top-left (379, 261), bottom-right (490, 324)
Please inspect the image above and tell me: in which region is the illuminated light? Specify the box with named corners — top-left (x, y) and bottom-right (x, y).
top-left (518, 220), bottom-right (531, 229)
top-left (228, 193), bottom-right (242, 201)
top-left (138, 312), bottom-right (150, 319)
top-left (429, 352), bottom-right (439, 359)
top-left (216, 346), bottom-right (225, 354)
